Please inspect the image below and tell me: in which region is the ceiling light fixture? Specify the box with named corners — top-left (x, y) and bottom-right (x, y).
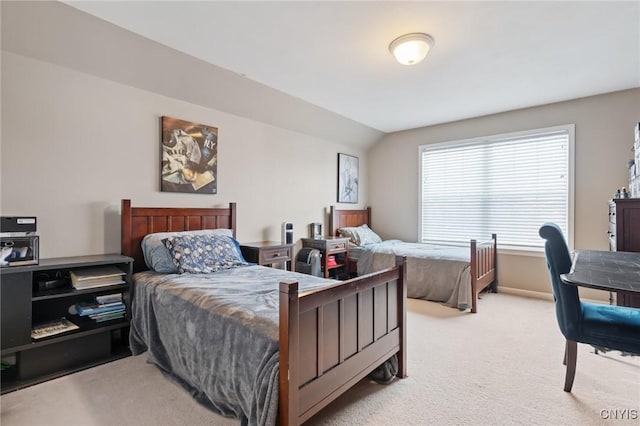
top-left (389, 33), bottom-right (435, 66)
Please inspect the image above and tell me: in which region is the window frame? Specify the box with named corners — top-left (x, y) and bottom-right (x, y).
top-left (417, 124), bottom-right (575, 254)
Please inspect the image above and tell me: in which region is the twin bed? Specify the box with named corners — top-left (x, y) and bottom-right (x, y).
top-left (120, 200), bottom-right (407, 426)
top-left (329, 206), bottom-right (498, 313)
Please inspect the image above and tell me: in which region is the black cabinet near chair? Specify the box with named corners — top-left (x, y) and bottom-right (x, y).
top-left (607, 198), bottom-right (640, 307)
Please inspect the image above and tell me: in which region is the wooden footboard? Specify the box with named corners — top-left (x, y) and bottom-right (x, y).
top-left (330, 205), bottom-right (498, 314)
top-left (279, 256), bottom-right (407, 425)
top-left (470, 233), bottom-right (498, 313)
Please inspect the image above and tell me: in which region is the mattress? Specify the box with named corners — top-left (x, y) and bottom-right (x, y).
top-left (355, 240), bottom-right (472, 309)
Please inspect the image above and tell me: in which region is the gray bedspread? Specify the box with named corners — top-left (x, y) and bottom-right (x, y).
top-left (129, 265), bottom-right (337, 426)
top-left (356, 240), bottom-right (472, 309)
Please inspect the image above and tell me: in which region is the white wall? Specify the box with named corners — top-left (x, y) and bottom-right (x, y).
top-left (369, 88), bottom-right (640, 299)
top-left (1, 2), bottom-right (378, 259)
top-left (0, 51), bottom-right (368, 258)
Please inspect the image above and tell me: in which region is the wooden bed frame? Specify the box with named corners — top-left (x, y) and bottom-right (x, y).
top-left (329, 205), bottom-right (497, 314)
top-left (121, 200), bottom-right (407, 425)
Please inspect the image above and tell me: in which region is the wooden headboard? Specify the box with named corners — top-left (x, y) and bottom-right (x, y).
top-left (121, 199), bottom-right (237, 272)
top-left (329, 205), bottom-right (371, 236)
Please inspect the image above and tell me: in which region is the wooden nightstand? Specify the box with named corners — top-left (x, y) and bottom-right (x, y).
top-left (300, 237), bottom-right (350, 279)
top-left (240, 241), bottom-right (294, 271)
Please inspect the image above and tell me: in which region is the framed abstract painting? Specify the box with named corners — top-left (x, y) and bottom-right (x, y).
top-left (161, 116), bottom-right (218, 194)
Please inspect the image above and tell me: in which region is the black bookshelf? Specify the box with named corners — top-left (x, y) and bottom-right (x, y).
top-left (0, 254), bottom-right (133, 394)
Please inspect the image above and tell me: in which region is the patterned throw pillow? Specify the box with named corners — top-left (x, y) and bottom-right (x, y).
top-left (338, 227), bottom-right (361, 246)
top-left (162, 234), bottom-right (248, 274)
top-left (141, 229), bottom-right (233, 273)
top-left (338, 224), bottom-right (382, 246)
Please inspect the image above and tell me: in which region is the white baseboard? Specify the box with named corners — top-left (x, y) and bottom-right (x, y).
top-left (498, 286), bottom-right (608, 304)
top-left (498, 286), bottom-right (554, 301)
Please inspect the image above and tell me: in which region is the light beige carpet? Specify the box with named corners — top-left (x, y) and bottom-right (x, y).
top-left (1, 293), bottom-right (638, 425)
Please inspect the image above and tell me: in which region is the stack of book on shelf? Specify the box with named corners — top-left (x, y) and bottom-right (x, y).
top-left (74, 293), bottom-right (126, 323)
top-left (70, 265), bottom-right (125, 290)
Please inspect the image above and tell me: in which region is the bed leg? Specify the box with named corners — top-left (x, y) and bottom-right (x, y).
top-left (470, 240), bottom-right (478, 313)
top-left (395, 256), bottom-right (408, 378)
top-left (490, 233), bottom-right (498, 294)
top-left (471, 292), bottom-right (477, 314)
top-left (279, 280), bottom-right (300, 426)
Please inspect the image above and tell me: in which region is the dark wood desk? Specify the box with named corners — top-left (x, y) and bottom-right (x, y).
top-left (561, 250), bottom-right (640, 307)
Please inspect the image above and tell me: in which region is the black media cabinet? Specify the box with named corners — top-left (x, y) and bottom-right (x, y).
top-left (0, 254), bottom-right (133, 394)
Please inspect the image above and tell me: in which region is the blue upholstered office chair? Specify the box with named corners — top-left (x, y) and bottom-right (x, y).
top-left (539, 223), bottom-right (640, 392)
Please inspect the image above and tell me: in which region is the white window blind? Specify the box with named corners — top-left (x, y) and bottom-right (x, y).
top-left (419, 125), bottom-right (573, 251)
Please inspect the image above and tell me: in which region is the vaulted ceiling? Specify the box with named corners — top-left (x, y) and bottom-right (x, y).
top-left (64, 1), bottom-right (639, 133)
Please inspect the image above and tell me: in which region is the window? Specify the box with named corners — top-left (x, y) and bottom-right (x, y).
top-left (419, 125), bottom-right (574, 251)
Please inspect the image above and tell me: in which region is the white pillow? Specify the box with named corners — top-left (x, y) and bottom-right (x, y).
top-left (141, 229), bottom-right (233, 273)
top-left (356, 224), bottom-right (383, 245)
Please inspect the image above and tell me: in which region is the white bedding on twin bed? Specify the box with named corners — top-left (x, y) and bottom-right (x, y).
top-left (353, 240), bottom-right (472, 310)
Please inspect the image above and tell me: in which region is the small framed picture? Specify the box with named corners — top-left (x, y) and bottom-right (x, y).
top-left (337, 153), bottom-right (359, 203)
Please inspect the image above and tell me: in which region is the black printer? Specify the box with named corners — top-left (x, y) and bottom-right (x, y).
top-left (1, 216), bottom-right (39, 267)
